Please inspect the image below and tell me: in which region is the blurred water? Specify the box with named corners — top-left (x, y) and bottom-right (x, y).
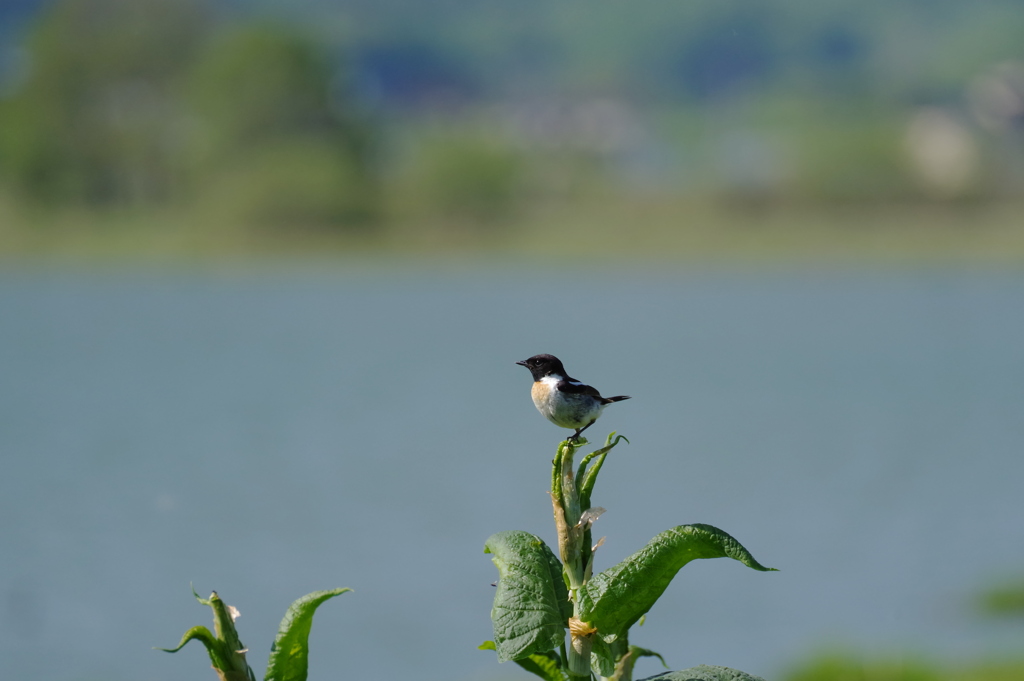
top-left (1, 263), bottom-right (1023, 681)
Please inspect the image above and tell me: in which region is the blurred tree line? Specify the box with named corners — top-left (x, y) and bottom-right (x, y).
top-left (1, 0), bottom-right (1023, 244)
top-left (0, 0), bottom-right (381, 230)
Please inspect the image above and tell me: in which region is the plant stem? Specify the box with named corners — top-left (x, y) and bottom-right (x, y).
top-left (560, 441), bottom-right (584, 589)
top-left (566, 615), bottom-right (595, 675)
top-left (567, 637), bottom-right (593, 679)
top-left (555, 439), bottom-right (592, 679)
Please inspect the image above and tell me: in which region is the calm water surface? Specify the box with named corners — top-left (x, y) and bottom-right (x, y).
top-left (2, 263), bottom-right (1023, 681)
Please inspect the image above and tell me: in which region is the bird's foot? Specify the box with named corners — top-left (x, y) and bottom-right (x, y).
top-left (565, 431), bottom-right (588, 447)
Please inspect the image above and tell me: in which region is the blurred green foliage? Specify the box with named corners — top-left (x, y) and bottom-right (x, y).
top-left (979, 577), bottom-right (1024, 617)
top-left (791, 110), bottom-right (913, 204)
top-left (185, 25), bottom-right (378, 227)
top-left (785, 653), bottom-right (1024, 681)
top-left (1, 0), bottom-right (1023, 252)
top-left (0, 0), bottom-right (208, 205)
top-left (0, 0), bottom-right (378, 231)
top-left (787, 654), bottom-right (943, 681)
top-left (401, 133), bottom-right (524, 223)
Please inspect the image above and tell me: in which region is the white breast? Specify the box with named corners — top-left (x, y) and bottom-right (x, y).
top-left (531, 376), bottom-right (562, 418)
top-left (531, 375), bottom-right (603, 429)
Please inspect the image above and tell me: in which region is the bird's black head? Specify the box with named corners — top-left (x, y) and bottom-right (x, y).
top-left (516, 354), bottom-right (566, 381)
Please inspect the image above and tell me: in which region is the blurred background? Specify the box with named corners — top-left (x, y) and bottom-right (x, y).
top-left (2, 0), bottom-right (1024, 254)
top-left (2, 2), bottom-right (1024, 681)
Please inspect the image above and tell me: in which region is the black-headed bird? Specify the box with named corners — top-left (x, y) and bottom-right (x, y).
top-left (516, 354), bottom-right (631, 441)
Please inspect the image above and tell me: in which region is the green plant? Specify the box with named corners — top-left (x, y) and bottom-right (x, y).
top-left (481, 433), bottom-right (775, 681)
top-left (159, 586), bottom-right (349, 681)
top-left (785, 652), bottom-right (944, 681)
top-left (783, 651), bottom-right (1024, 681)
top-left (979, 577), bottom-right (1024, 617)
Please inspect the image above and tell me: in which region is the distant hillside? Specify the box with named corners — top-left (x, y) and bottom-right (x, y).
top-left (237, 0), bottom-right (1024, 104)
top-left (6, 0), bottom-right (1022, 105)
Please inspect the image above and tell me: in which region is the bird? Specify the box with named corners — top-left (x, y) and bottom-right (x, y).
top-left (516, 354), bottom-right (631, 441)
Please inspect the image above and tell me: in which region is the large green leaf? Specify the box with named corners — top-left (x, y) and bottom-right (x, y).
top-left (580, 524), bottom-right (775, 637)
top-left (479, 641), bottom-right (567, 681)
top-left (484, 530), bottom-right (571, 662)
top-left (637, 664), bottom-right (767, 681)
top-left (264, 588), bottom-right (351, 681)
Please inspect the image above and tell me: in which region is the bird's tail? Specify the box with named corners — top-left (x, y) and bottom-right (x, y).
top-left (603, 395), bottom-right (631, 403)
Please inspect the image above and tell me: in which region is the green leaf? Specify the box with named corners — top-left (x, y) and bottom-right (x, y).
top-left (484, 530), bottom-right (571, 662)
top-left (264, 588), bottom-right (351, 681)
top-left (578, 433), bottom-right (628, 512)
top-left (580, 524), bottom-right (775, 637)
top-left (637, 664), bottom-right (767, 681)
top-left (591, 635), bottom-right (617, 677)
top-left (157, 625), bottom-right (233, 669)
top-left (517, 651), bottom-right (568, 681)
top-left (480, 638), bottom-right (568, 681)
top-left (159, 589), bottom-right (255, 681)
top-left (630, 645), bottom-right (668, 669)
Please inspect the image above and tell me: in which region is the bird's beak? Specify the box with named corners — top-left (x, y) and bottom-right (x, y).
top-left (515, 360), bottom-right (527, 366)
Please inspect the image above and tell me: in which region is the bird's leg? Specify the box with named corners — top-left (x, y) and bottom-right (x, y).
top-left (569, 420), bottom-right (596, 442)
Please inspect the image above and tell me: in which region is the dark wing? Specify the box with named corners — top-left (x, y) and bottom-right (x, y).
top-left (556, 379), bottom-right (602, 397)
